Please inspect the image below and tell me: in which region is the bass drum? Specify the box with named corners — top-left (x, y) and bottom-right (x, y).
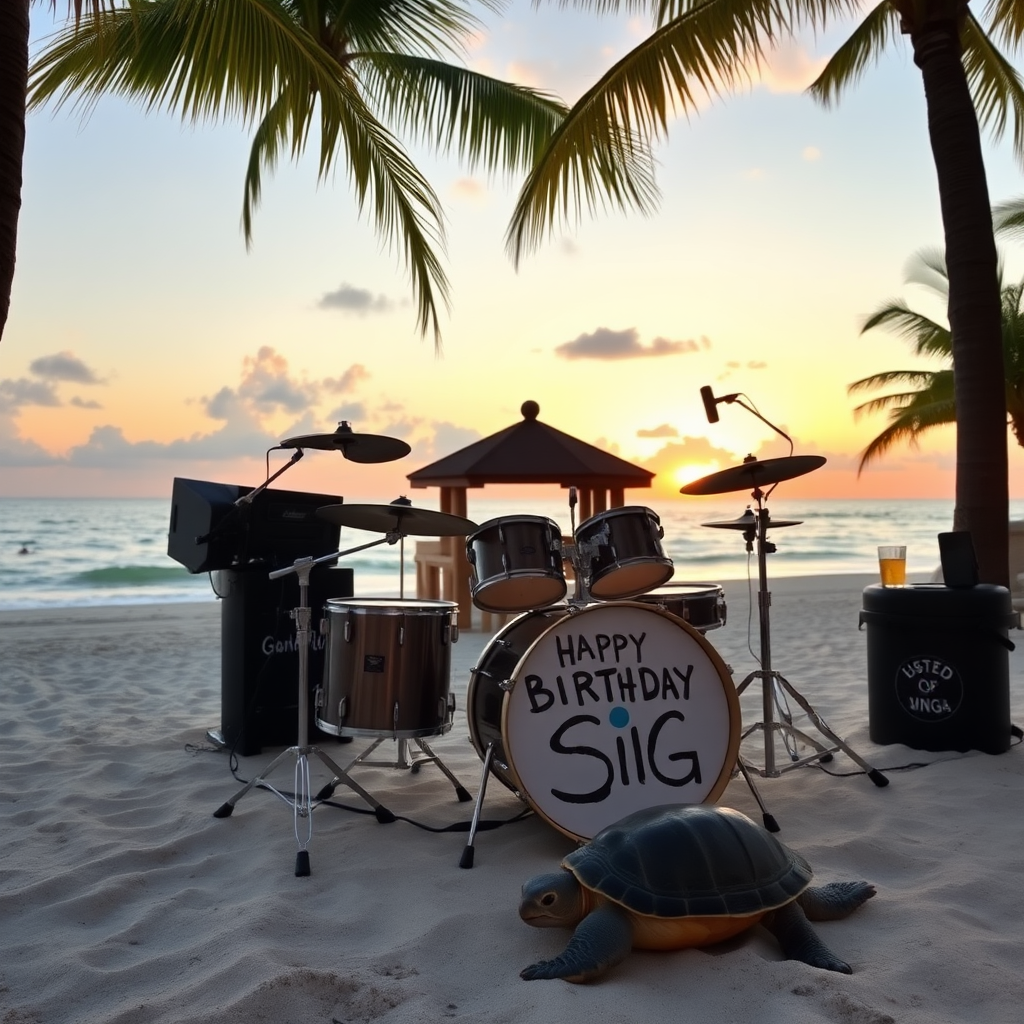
top-left (468, 602), bottom-right (740, 842)
top-left (467, 606), bottom-right (568, 794)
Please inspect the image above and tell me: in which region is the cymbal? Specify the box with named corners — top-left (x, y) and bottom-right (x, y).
top-left (279, 422), bottom-right (411, 464)
top-left (680, 455), bottom-right (826, 496)
top-left (702, 510), bottom-right (802, 530)
top-left (317, 501), bottom-right (479, 537)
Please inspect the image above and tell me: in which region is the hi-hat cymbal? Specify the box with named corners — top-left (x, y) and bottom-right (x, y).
top-left (680, 455), bottom-right (826, 496)
top-left (317, 501), bottom-right (478, 537)
top-left (279, 422), bottom-right (411, 464)
top-left (702, 510), bottom-right (802, 530)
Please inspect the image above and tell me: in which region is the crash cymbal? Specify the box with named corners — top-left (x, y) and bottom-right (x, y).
top-left (680, 455), bottom-right (826, 496)
top-left (279, 422), bottom-right (411, 464)
top-left (317, 500), bottom-right (479, 537)
top-left (702, 510), bottom-right (802, 530)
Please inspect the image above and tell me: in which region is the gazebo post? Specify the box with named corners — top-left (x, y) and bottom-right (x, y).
top-left (610, 486), bottom-right (624, 508)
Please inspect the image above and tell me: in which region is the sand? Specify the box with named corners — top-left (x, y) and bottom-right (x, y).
top-left (1, 574), bottom-right (1023, 1024)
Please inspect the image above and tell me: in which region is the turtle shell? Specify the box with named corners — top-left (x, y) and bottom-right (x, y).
top-left (563, 804), bottom-right (812, 919)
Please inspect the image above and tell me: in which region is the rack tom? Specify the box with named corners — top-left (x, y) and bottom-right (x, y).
top-left (574, 506), bottom-right (674, 600)
top-left (466, 515), bottom-right (566, 612)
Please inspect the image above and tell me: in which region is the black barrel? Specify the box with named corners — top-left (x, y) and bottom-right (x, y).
top-left (860, 584), bottom-right (1016, 754)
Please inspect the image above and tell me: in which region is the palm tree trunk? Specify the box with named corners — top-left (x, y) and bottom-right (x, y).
top-left (911, 16), bottom-right (1008, 586)
top-left (0, 0), bottom-right (30, 344)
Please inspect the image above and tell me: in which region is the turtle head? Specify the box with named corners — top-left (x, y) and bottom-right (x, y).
top-left (519, 871), bottom-right (584, 929)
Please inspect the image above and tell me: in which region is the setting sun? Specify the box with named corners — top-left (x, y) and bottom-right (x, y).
top-left (673, 462), bottom-right (721, 490)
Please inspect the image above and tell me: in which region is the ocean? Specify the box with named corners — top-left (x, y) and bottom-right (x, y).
top-left (2, 493), bottom-right (1018, 612)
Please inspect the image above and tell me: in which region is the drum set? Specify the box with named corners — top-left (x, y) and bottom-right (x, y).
top-left (211, 414), bottom-right (887, 877)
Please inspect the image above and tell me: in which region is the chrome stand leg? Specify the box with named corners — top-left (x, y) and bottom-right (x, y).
top-left (460, 743), bottom-right (495, 868)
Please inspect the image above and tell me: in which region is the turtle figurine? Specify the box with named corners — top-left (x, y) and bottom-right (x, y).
top-left (519, 804), bottom-right (875, 983)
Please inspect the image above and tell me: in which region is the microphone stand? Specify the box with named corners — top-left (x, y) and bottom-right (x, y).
top-left (700, 393), bottom-right (889, 789)
top-left (212, 536), bottom-right (401, 877)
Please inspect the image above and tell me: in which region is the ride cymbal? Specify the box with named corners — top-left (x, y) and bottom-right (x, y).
top-left (680, 455), bottom-right (826, 496)
top-left (279, 422), bottom-right (411, 463)
top-left (317, 501), bottom-right (478, 537)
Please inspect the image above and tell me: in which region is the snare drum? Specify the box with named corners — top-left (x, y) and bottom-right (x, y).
top-left (466, 515), bottom-right (566, 612)
top-left (467, 601), bottom-right (739, 841)
top-left (316, 598), bottom-right (458, 739)
top-left (634, 583), bottom-right (727, 632)
top-left (574, 506), bottom-right (674, 600)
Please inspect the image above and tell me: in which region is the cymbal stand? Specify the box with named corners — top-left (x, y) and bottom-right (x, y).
top-left (734, 491), bottom-right (888, 787)
top-left (213, 539), bottom-right (401, 876)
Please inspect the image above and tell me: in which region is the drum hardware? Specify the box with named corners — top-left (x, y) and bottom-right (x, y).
top-left (317, 497), bottom-right (478, 537)
top-left (687, 387), bottom-right (888, 793)
top-left (212, 547), bottom-right (402, 878)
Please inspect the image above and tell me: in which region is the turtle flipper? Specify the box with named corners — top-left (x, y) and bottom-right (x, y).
top-left (798, 881), bottom-right (876, 921)
top-left (520, 905), bottom-right (633, 983)
top-left (761, 901), bottom-right (853, 974)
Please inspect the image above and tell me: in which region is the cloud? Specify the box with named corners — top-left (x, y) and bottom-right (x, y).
top-left (0, 379), bottom-right (61, 411)
top-left (317, 283), bottom-right (396, 315)
top-left (323, 364), bottom-right (371, 394)
top-left (754, 43), bottom-right (828, 95)
top-left (637, 423), bottom-right (679, 439)
top-left (451, 177), bottom-right (487, 204)
top-left (69, 396), bottom-right (104, 410)
top-left (28, 351), bottom-right (104, 385)
top-left (802, 145), bottom-right (822, 161)
top-left (556, 327), bottom-right (709, 360)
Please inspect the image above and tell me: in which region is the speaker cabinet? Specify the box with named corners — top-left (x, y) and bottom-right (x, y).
top-left (215, 565), bottom-right (355, 755)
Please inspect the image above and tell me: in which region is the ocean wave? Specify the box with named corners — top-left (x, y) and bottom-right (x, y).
top-left (70, 565), bottom-right (195, 587)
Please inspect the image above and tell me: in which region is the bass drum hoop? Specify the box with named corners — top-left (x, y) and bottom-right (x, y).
top-left (499, 601), bottom-right (740, 842)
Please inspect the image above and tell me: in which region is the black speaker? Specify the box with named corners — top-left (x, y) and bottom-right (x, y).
top-left (168, 477), bottom-right (246, 573)
top-left (214, 564), bottom-right (355, 755)
top-left (167, 477), bottom-right (342, 573)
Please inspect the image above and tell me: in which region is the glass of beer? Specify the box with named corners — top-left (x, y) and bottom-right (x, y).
top-left (878, 546), bottom-right (907, 587)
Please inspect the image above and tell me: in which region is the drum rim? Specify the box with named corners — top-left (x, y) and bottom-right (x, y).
top-left (575, 505), bottom-right (661, 531)
top-left (469, 514), bottom-right (563, 535)
top-left (498, 600), bottom-right (740, 842)
top-left (324, 597), bottom-right (458, 611)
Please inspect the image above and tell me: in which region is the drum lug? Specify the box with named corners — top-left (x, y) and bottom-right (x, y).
top-left (440, 693), bottom-right (456, 727)
top-left (344, 620), bottom-right (353, 642)
top-left (313, 684), bottom-right (323, 710)
top-left (399, 624), bottom-right (406, 645)
top-left (319, 618), bottom-right (329, 636)
top-left (338, 695), bottom-right (347, 725)
top-left (498, 678), bottom-right (513, 692)
top-left (393, 701), bottom-right (400, 738)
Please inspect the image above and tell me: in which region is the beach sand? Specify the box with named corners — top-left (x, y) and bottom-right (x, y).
top-left (2, 574), bottom-right (1023, 1023)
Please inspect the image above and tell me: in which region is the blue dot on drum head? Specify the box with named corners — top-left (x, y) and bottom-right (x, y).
top-left (609, 707), bottom-right (629, 729)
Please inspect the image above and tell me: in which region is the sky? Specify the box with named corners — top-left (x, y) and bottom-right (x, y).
top-left (5, 0), bottom-right (1024, 507)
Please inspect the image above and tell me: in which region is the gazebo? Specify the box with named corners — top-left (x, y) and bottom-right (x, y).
top-left (407, 400), bottom-right (656, 628)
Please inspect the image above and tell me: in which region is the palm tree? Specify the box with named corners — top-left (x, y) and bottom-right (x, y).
top-left (505, 0), bottom-right (1024, 586)
top-left (25, 0), bottom-right (567, 347)
top-left (1, 2), bottom-right (106, 345)
top-left (849, 249), bottom-right (1024, 470)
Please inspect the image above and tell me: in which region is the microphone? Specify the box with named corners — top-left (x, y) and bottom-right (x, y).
top-left (700, 385), bottom-right (721, 423)
top-left (700, 385), bottom-right (739, 424)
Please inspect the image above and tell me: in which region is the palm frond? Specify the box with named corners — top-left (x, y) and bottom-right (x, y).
top-left (356, 54), bottom-right (568, 176)
top-left (507, 0), bottom-right (793, 263)
top-left (805, 2), bottom-right (899, 108)
top-left (853, 370), bottom-right (956, 472)
top-left (993, 194), bottom-right (1024, 241)
top-left (962, 11), bottom-right (1024, 164)
top-left (29, 0), bottom-right (333, 126)
top-left (860, 301), bottom-right (952, 359)
top-left (984, 0), bottom-right (1024, 52)
top-left (848, 370), bottom-right (943, 398)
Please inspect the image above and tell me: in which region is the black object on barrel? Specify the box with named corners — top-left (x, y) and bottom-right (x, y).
top-left (860, 584), bottom-right (1017, 755)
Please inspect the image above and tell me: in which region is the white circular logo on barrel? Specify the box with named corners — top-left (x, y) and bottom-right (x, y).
top-left (502, 603), bottom-right (738, 840)
top-left (894, 655), bottom-right (963, 722)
